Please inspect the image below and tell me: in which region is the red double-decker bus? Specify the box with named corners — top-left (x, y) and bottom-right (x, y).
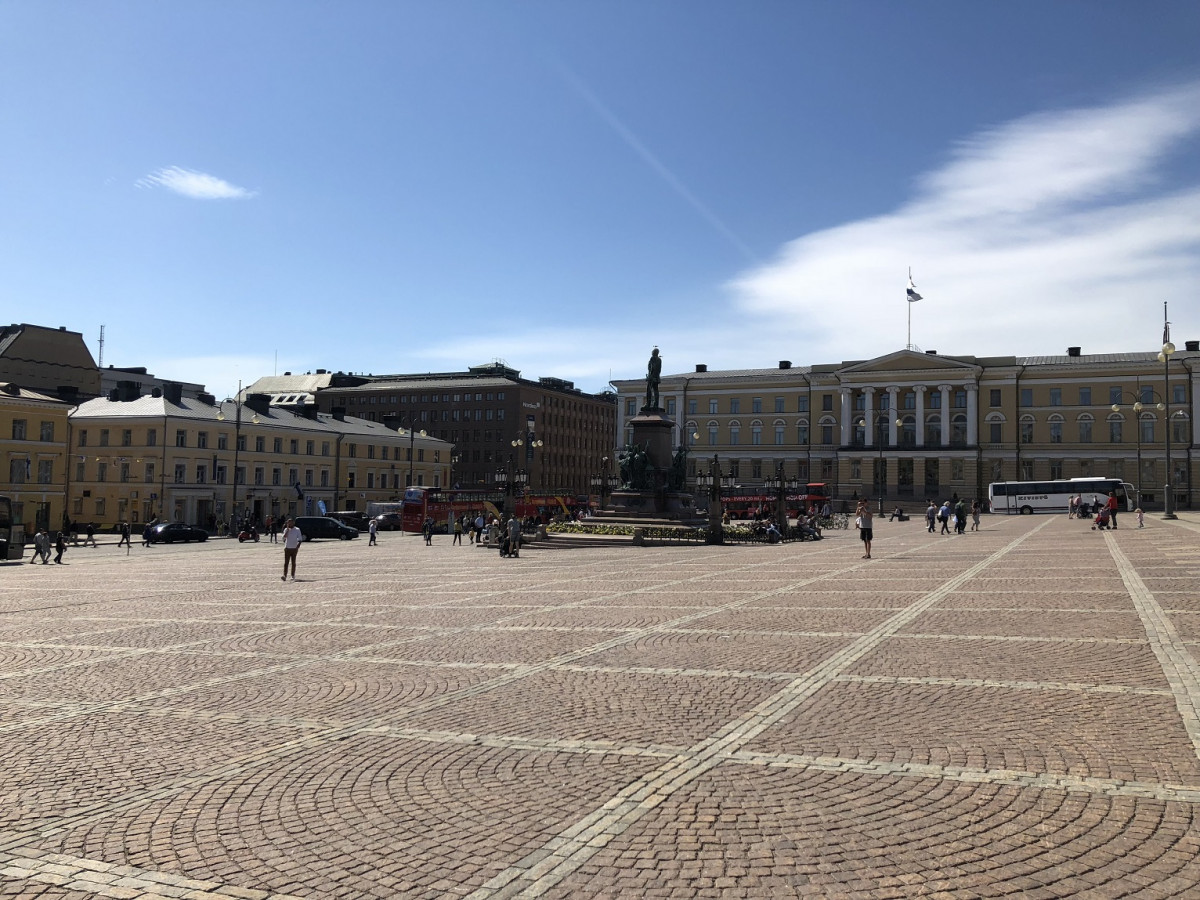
top-left (721, 483), bottom-right (831, 520)
top-left (400, 488), bottom-right (505, 534)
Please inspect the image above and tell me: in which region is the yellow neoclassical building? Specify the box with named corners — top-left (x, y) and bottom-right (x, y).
top-left (1, 382), bottom-right (72, 537)
top-left (613, 346), bottom-right (1198, 511)
top-left (67, 386), bottom-right (452, 531)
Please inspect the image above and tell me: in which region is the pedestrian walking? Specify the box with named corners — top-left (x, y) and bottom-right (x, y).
top-left (925, 501), bottom-right (937, 533)
top-left (1136, 507), bottom-right (1145, 528)
top-left (506, 515), bottom-right (521, 558)
top-left (970, 501), bottom-right (981, 532)
top-left (954, 499), bottom-right (967, 535)
top-left (1106, 491), bottom-right (1120, 529)
top-left (857, 500), bottom-right (873, 559)
top-left (30, 530), bottom-right (46, 564)
top-left (53, 532), bottom-right (66, 564)
top-left (117, 522), bottom-right (131, 547)
top-left (85, 522), bottom-right (97, 547)
top-left (938, 501), bottom-right (951, 535)
top-left (368, 519), bottom-right (377, 546)
top-left (452, 516), bottom-right (463, 545)
top-left (142, 522), bottom-right (154, 547)
top-left (422, 517), bottom-right (434, 546)
top-left (269, 516), bottom-right (279, 543)
top-left (281, 518), bottom-right (302, 581)
top-left (474, 514), bottom-right (485, 545)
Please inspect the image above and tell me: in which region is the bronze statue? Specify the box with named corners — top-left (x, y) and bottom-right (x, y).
top-left (644, 347), bottom-right (662, 410)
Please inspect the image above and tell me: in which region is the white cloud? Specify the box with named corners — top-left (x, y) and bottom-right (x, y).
top-left (728, 82), bottom-right (1200, 359)
top-left (136, 166), bottom-right (256, 199)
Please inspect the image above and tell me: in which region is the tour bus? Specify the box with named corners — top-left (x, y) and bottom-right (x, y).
top-left (720, 483), bottom-right (832, 520)
top-left (399, 488), bottom-right (506, 534)
top-left (988, 477), bottom-right (1134, 515)
top-left (0, 497), bottom-right (25, 560)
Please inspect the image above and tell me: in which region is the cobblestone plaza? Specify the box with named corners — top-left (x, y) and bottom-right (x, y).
top-left (2, 514), bottom-right (1199, 899)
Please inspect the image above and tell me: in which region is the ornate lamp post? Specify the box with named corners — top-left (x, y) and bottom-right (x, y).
top-left (696, 454), bottom-right (732, 544)
top-left (857, 412), bottom-right (903, 516)
top-left (512, 432), bottom-right (543, 492)
top-left (1110, 388), bottom-right (1162, 509)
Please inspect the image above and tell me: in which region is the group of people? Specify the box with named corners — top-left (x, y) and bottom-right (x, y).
top-left (924, 498), bottom-right (980, 535)
top-left (1074, 491), bottom-right (1144, 530)
top-left (27, 529), bottom-right (67, 564)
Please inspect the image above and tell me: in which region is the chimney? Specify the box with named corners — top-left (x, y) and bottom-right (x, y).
top-left (243, 393), bottom-right (272, 415)
top-left (197, 392), bottom-right (216, 405)
top-left (163, 382), bottom-right (184, 405)
top-left (925, 350), bottom-right (938, 355)
top-left (302, 404), bottom-right (321, 420)
top-left (1187, 340), bottom-right (1199, 352)
top-left (1067, 347), bottom-right (1081, 357)
top-left (779, 360), bottom-right (791, 369)
top-left (332, 407), bottom-right (347, 422)
top-left (151, 387), bottom-right (162, 398)
top-left (116, 380), bottom-right (140, 402)
top-left (695, 364), bottom-right (707, 373)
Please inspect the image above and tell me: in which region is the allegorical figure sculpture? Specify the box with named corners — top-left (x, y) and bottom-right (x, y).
top-left (644, 347), bottom-right (662, 410)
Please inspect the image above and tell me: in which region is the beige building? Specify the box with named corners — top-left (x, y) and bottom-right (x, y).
top-left (68, 385), bottom-right (452, 530)
top-left (1, 382), bottom-right (72, 537)
top-left (613, 345), bottom-right (1198, 511)
top-left (0, 323), bottom-right (100, 402)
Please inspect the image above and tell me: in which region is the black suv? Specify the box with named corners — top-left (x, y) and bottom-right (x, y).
top-left (294, 516), bottom-right (359, 541)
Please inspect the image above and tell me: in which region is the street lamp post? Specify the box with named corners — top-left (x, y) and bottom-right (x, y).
top-left (512, 431), bottom-right (543, 492)
top-left (1110, 389), bottom-right (1162, 509)
top-left (696, 454), bottom-right (731, 544)
top-left (857, 412), bottom-right (903, 516)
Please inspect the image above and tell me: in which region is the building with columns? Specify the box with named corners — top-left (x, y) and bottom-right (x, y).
top-left (611, 345), bottom-right (1199, 512)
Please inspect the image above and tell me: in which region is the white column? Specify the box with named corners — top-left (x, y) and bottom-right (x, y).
top-left (840, 389), bottom-right (852, 446)
top-left (940, 385), bottom-right (952, 447)
top-left (915, 386), bottom-right (926, 448)
top-left (863, 387), bottom-right (876, 447)
top-left (966, 385), bottom-right (978, 446)
top-left (887, 387), bottom-right (900, 445)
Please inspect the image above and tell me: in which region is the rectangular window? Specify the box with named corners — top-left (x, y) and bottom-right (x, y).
top-left (76, 461), bottom-right (85, 482)
top-left (626, 399), bottom-right (636, 416)
top-left (1021, 420), bottom-right (1034, 444)
top-left (729, 399), bottom-right (740, 414)
top-left (273, 437), bottom-right (283, 453)
top-left (217, 434), bottom-right (227, 451)
top-left (1109, 386), bottom-right (1123, 405)
top-left (954, 391), bottom-right (967, 409)
top-left (214, 465), bottom-right (227, 485)
top-left (11, 419), bottom-right (27, 440)
top-left (774, 398), bottom-right (785, 413)
top-left (775, 425), bottom-right (785, 445)
top-left (821, 424), bottom-right (833, 445)
top-left (290, 440), bottom-right (299, 454)
top-left (709, 399), bottom-right (718, 414)
top-left (272, 467), bottom-right (282, 486)
top-left (322, 442), bottom-right (330, 456)
top-left (255, 436), bottom-right (265, 452)
top-left (144, 462), bottom-right (154, 483)
top-left (196, 464), bottom-right (207, 484)
top-left (1049, 388), bottom-right (1062, 406)
top-left (751, 398), bottom-right (762, 414)
top-left (666, 398), bottom-right (676, 416)
top-left (850, 459), bottom-right (861, 480)
top-left (707, 426), bottom-right (718, 446)
top-left (797, 423), bottom-right (809, 444)
top-left (1021, 460), bottom-right (1034, 480)
top-left (687, 399), bottom-right (697, 415)
top-left (1174, 384), bottom-right (1186, 404)
top-left (1050, 461), bottom-right (1063, 480)
top-left (78, 429), bottom-right (87, 447)
top-left (41, 421), bottom-right (56, 442)
top-left (197, 431), bottom-right (208, 449)
top-left (305, 469), bottom-right (314, 487)
top-left (989, 422), bottom-right (1002, 443)
top-left (990, 389), bottom-right (1002, 407)
top-left (37, 459), bottom-right (52, 484)
top-left (1078, 387), bottom-right (1091, 406)
top-left (729, 427), bottom-right (739, 446)
top-left (306, 440), bottom-right (315, 456)
top-left (320, 470), bottom-right (329, 487)
top-left (99, 429), bottom-right (109, 446)
top-left (1140, 385), bottom-right (1154, 404)
top-left (174, 463), bottom-right (185, 483)
top-left (147, 429), bottom-right (157, 447)
top-left (254, 467), bottom-right (264, 486)
top-left (1020, 388), bottom-right (1033, 407)
top-left (176, 429), bottom-right (187, 447)
top-left (951, 459), bottom-right (964, 481)
top-left (119, 462), bottom-right (130, 483)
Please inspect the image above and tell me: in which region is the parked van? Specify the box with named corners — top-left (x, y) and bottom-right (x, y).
top-left (294, 516), bottom-right (359, 541)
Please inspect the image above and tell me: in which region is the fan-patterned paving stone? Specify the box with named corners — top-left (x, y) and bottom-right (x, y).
top-left (0, 650), bottom-right (283, 703)
top-left (27, 620), bottom-right (287, 650)
top-left (845, 634), bottom-right (1169, 688)
top-left (696, 607), bottom-right (900, 634)
top-left (943, 589), bottom-right (1136, 610)
top-left (363, 628), bottom-right (629, 665)
top-left (1170, 613), bottom-right (1200, 642)
top-left (765, 590), bottom-right (924, 609)
top-left (0, 645), bottom-right (122, 677)
top-left (744, 681), bottom-right (1200, 785)
top-left (501, 605), bottom-right (713, 630)
top-left (332, 604), bottom-right (539, 629)
top-left (582, 631), bottom-right (855, 676)
top-left (0, 712), bottom-right (294, 831)
top-left (540, 764), bottom-right (1200, 900)
top-left (186, 623), bottom-right (431, 657)
top-left (41, 739), bottom-right (661, 899)
top-left (897, 609), bottom-right (1147, 640)
top-left (401, 668), bottom-right (783, 747)
top-left (140, 660), bottom-right (505, 724)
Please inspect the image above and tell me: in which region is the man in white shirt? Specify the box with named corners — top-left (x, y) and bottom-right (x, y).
top-left (281, 518), bottom-right (302, 581)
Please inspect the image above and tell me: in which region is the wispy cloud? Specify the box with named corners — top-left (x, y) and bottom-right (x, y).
top-left (136, 166), bottom-right (257, 199)
top-left (728, 82), bottom-right (1200, 358)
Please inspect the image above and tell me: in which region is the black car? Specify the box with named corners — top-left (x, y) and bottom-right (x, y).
top-left (147, 522), bottom-right (209, 544)
top-left (371, 513), bottom-right (404, 531)
top-left (294, 516), bottom-right (359, 541)
top-left (328, 511), bottom-right (369, 531)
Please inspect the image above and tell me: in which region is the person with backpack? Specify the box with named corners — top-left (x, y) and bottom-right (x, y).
top-left (938, 501), bottom-right (951, 535)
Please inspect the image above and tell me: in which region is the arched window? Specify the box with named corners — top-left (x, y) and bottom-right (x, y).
top-left (1019, 414), bottom-right (1034, 444)
top-left (1172, 412), bottom-right (1190, 444)
top-left (1106, 412), bottom-right (1123, 444)
top-left (900, 415), bottom-right (917, 448)
top-left (985, 412), bottom-right (1005, 444)
top-left (729, 419), bottom-right (741, 447)
top-left (773, 418), bottom-right (786, 446)
top-left (1048, 413), bottom-right (1064, 444)
top-left (1077, 413), bottom-right (1094, 444)
top-left (750, 419), bottom-right (763, 446)
top-left (951, 413), bottom-right (968, 446)
top-left (795, 417), bottom-right (809, 445)
top-left (707, 420), bottom-right (719, 447)
top-left (818, 415), bottom-right (836, 446)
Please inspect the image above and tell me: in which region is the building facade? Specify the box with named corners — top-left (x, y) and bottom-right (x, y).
top-left (0, 323), bottom-right (101, 402)
top-left (1, 382), bottom-right (72, 536)
top-left (67, 386), bottom-right (453, 530)
top-left (313, 362), bottom-right (617, 497)
top-left (612, 346), bottom-right (1199, 511)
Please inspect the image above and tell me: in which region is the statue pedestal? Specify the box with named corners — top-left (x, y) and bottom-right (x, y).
top-left (598, 407), bottom-right (704, 526)
top-left (629, 408), bottom-right (674, 485)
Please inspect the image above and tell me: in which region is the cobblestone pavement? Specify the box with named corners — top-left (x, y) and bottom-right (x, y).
top-left (1, 512), bottom-right (1199, 899)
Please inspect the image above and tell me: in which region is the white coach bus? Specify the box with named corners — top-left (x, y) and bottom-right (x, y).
top-left (988, 477), bottom-right (1135, 515)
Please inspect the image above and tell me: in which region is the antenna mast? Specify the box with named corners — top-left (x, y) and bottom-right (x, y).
top-left (98, 325), bottom-right (105, 368)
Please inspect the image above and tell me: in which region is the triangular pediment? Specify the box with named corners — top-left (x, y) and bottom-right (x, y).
top-left (837, 349), bottom-right (981, 378)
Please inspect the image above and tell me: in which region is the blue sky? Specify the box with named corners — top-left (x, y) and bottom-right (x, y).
top-left (2, 1), bottom-right (1198, 400)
